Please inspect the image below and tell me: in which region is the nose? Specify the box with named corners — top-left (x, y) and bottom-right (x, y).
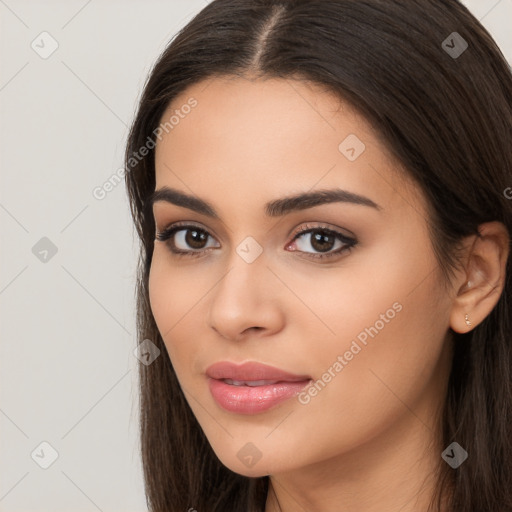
top-left (207, 252), bottom-right (285, 342)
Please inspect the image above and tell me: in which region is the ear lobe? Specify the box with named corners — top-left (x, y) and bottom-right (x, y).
top-left (449, 221), bottom-right (509, 334)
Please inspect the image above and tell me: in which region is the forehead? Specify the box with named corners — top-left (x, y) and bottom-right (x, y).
top-left (153, 75), bottom-right (421, 217)
top-left (156, 75), bottom-right (372, 163)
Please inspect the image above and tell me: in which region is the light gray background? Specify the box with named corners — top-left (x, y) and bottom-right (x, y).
top-left (1, 1), bottom-right (511, 510)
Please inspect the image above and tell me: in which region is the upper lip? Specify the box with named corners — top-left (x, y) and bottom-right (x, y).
top-left (205, 361), bottom-right (311, 382)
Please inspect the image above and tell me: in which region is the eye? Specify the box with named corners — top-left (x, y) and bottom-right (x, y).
top-left (286, 223), bottom-right (357, 260)
top-left (155, 222), bottom-right (220, 257)
top-left (155, 222), bottom-right (357, 261)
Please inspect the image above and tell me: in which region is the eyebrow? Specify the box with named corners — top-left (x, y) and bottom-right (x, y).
top-left (148, 186), bottom-right (381, 218)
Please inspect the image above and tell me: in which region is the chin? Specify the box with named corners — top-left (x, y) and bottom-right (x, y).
top-left (212, 447), bottom-right (294, 478)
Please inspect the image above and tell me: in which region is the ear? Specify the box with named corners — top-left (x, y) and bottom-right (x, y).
top-left (450, 221), bottom-right (510, 333)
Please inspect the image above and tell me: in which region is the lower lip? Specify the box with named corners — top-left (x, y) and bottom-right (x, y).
top-left (208, 377), bottom-right (311, 414)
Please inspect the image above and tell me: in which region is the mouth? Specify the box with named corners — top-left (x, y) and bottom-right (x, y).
top-left (205, 361), bottom-right (312, 414)
top-left (205, 360), bottom-right (311, 382)
top-left (221, 379), bottom-right (290, 386)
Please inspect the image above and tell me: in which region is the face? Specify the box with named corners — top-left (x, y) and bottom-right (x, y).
top-left (148, 75), bottom-right (454, 478)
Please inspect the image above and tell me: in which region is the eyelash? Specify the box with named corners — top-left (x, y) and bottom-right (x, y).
top-left (155, 221), bottom-right (357, 261)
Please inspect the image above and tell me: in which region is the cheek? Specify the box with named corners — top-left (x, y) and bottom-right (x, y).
top-left (148, 251), bottom-right (191, 363)
top-left (292, 255), bottom-right (448, 442)
top-left (148, 248), bottom-right (215, 376)
top-left (148, 252), bottom-right (170, 335)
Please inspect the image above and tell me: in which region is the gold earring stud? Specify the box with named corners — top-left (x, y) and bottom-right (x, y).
top-left (465, 314), bottom-right (472, 327)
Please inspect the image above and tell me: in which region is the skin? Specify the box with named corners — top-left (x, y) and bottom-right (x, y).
top-left (148, 75), bottom-right (509, 512)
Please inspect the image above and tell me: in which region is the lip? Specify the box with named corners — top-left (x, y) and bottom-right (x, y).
top-left (206, 361), bottom-right (310, 382)
top-left (206, 361), bottom-right (312, 414)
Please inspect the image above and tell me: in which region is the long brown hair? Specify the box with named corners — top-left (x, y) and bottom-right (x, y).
top-left (124, 1), bottom-right (512, 510)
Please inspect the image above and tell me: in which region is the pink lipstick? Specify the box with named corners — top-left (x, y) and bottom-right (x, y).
top-left (206, 361), bottom-right (311, 414)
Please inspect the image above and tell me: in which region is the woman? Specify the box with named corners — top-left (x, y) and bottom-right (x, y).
top-left (124, 1), bottom-right (512, 510)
